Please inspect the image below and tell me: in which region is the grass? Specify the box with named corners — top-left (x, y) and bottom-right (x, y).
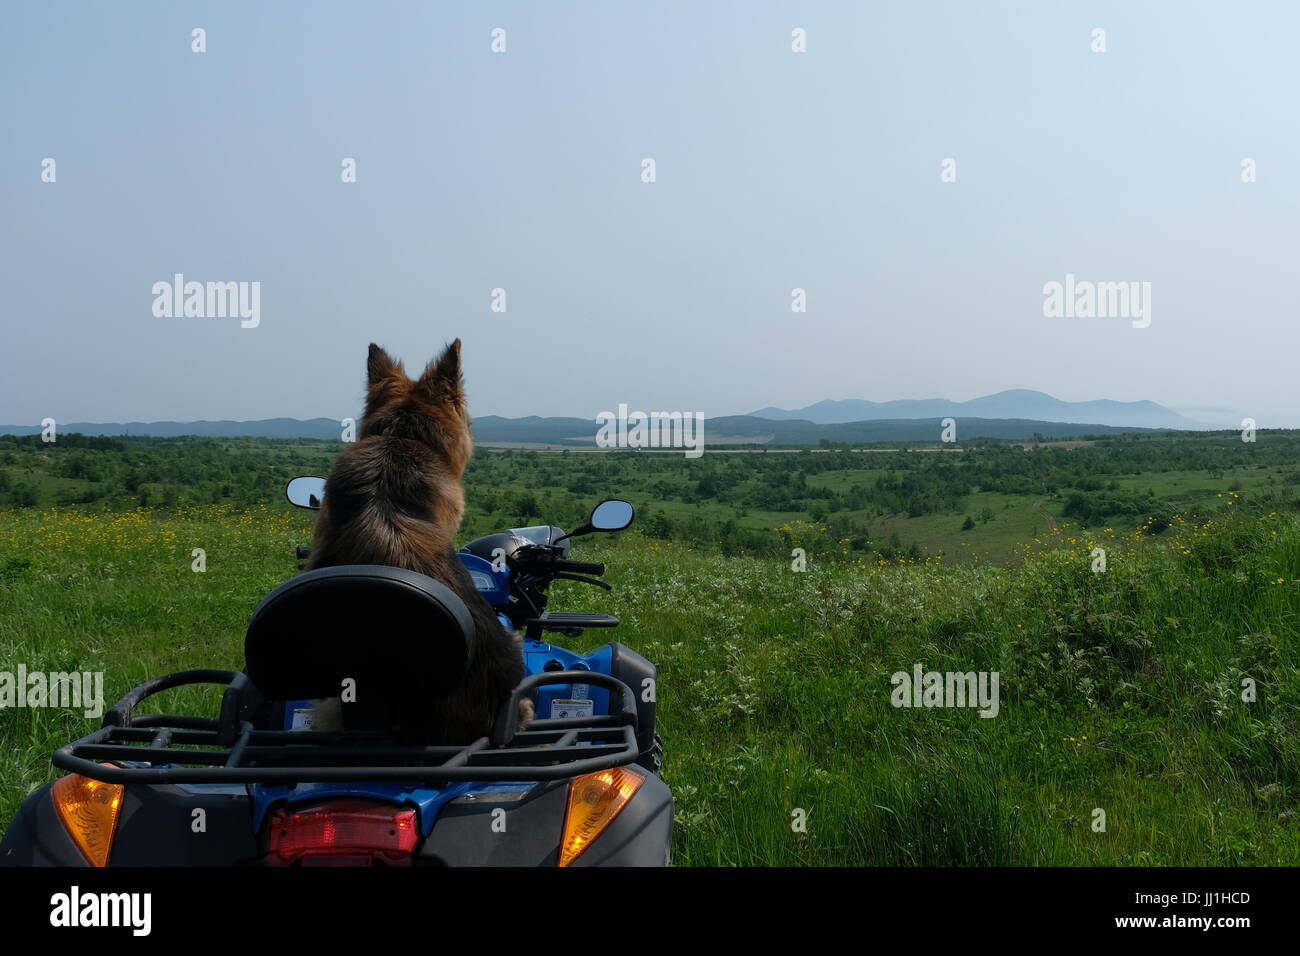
top-left (1, 500), bottom-right (1298, 864)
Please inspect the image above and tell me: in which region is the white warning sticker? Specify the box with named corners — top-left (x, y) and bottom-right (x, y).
top-left (549, 699), bottom-right (594, 719)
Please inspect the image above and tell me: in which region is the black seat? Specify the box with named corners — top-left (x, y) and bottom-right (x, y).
top-left (244, 565), bottom-right (476, 704)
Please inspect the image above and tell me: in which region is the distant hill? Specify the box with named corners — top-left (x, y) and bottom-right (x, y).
top-left (468, 415), bottom-right (599, 444)
top-left (750, 389), bottom-right (1204, 430)
top-left (0, 418), bottom-right (345, 440)
top-left (0, 414), bottom-right (1159, 446)
top-left (687, 416), bottom-right (1153, 444)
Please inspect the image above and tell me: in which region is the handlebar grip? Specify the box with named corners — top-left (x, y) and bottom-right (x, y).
top-left (556, 559), bottom-right (605, 575)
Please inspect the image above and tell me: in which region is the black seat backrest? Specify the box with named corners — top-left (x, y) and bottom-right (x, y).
top-left (244, 565), bottom-right (476, 703)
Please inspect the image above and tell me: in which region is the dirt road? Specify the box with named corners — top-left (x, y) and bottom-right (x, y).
top-left (1033, 499), bottom-right (1059, 532)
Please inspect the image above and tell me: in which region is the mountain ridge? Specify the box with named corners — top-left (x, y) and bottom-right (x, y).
top-left (749, 389), bottom-right (1208, 429)
top-left (0, 413), bottom-right (1167, 446)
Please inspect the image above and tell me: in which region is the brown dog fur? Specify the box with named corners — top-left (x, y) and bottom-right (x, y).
top-left (305, 340), bottom-right (532, 743)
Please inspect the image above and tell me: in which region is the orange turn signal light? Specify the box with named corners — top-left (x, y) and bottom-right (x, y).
top-left (559, 766), bottom-right (644, 867)
top-left (51, 769), bottom-right (124, 867)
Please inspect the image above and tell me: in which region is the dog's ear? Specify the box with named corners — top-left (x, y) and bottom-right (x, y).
top-left (367, 343), bottom-right (403, 387)
top-left (418, 339), bottom-right (464, 407)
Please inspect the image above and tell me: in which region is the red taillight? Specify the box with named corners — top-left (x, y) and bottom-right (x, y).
top-left (264, 800), bottom-right (419, 866)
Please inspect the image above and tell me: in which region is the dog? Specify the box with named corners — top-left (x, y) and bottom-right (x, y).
top-left (304, 340), bottom-right (533, 743)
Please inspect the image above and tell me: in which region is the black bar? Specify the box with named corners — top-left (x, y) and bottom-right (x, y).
top-left (102, 670), bottom-right (239, 727)
top-left (492, 671), bottom-right (639, 746)
top-left (468, 742), bottom-right (627, 765)
top-left (223, 722), bottom-right (254, 768)
top-left (50, 750), bottom-right (638, 784)
top-left (122, 714), bottom-right (222, 731)
top-left (50, 722), bottom-right (639, 784)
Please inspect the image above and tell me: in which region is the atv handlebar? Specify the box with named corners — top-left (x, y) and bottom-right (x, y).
top-left (554, 558), bottom-right (605, 576)
top-left (510, 545), bottom-right (604, 577)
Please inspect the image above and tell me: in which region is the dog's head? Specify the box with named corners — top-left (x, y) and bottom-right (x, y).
top-left (360, 340), bottom-right (474, 477)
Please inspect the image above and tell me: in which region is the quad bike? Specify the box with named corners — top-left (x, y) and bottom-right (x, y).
top-left (0, 479), bottom-right (671, 866)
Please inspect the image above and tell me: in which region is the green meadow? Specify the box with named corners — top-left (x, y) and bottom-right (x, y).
top-left (1, 432), bottom-right (1299, 863)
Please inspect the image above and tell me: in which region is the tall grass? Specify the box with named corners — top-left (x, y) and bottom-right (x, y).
top-left (1, 502), bottom-right (1297, 864)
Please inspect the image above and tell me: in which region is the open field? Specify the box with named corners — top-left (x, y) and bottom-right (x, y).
top-left (4, 430), bottom-right (1297, 565)
top-left (1, 431), bottom-right (1299, 863)
top-left (2, 499), bottom-right (1298, 863)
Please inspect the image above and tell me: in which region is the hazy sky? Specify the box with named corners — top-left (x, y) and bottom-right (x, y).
top-left (3, 2), bottom-right (1297, 427)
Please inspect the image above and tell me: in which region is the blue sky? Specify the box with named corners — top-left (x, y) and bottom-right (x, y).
top-left (3, 1), bottom-right (1297, 426)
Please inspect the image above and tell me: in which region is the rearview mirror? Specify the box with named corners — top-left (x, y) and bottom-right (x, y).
top-left (553, 499), bottom-right (635, 545)
top-left (590, 499), bottom-right (634, 532)
top-left (286, 476), bottom-right (327, 510)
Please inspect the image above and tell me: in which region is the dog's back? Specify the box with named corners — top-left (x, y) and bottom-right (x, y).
top-left (305, 341), bottom-right (527, 742)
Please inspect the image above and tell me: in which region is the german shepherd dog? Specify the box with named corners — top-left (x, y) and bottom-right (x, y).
top-left (305, 340), bottom-right (533, 743)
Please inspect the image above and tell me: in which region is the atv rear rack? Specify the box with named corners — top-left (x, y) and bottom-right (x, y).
top-left (52, 670), bottom-right (642, 785)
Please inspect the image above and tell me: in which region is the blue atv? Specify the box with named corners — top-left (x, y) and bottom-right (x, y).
top-left (0, 481), bottom-right (671, 867)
